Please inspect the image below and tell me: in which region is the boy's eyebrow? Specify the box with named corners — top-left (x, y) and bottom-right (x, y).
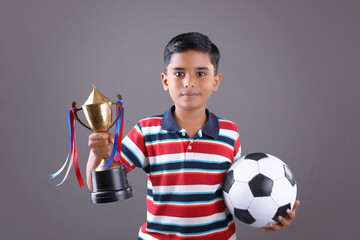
top-left (171, 67), bottom-right (210, 71)
top-left (196, 67), bottom-right (210, 70)
top-left (172, 67), bottom-right (185, 71)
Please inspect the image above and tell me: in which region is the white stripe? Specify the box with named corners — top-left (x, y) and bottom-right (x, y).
top-left (123, 135), bottom-right (146, 167)
top-left (234, 146), bottom-right (242, 161)
top-left (147, 212), bottom-right (228, 226)
top-left (147, 195), bottom-right (223, 206)
top-left (151, 184), bottom-right (220, 194)
top-left (218, 118), bottom-right (235, 123)
top-left (149, 152), bottom-right (231, 165)
top-left (142, 126), bottom-right (166, 135)
top-left (148, 153), bottom-right (184, 164)
top-left (145, 138), bottom-right (187, 146)
top-left (197, 139), bottom-right (234, 150)
top-left (219, 129), bottom-right (238, 140)
top-left (138, 228), bottom-right (159, 240)
top-left (150, 168), bottom-right (226, 176)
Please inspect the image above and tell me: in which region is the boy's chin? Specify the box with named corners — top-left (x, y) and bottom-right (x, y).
top-left (174, 104), bottom-right (207, 112)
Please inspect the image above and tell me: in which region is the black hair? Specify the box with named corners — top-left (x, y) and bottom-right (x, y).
top-left (163, 32), bottom-right (220, 74)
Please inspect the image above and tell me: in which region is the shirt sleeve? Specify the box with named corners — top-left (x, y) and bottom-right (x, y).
top-left (115, 122), bottom-right (149, 172)
top-left (233, 131), bottom-right (241, 162)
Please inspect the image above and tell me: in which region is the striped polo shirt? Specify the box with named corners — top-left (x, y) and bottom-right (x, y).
top-left (118, 106), bottom-right (241, 240)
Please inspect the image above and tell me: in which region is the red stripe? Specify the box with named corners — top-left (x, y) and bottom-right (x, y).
top-left (219, 120), bottom-right (238, 132)
top-left (146, 141), bottom-right (233, 160)
top-left (146, 141), bottom-right (189, 156)
top-left (188, 222), bottom-right (235, 240)
top-left (150, 172), bottom-right (225, 186)
top-left (139, 117), bottom-right (162, 128)
top-left (140, 221), bottom-right (235, 239)
top-left (234, 135), bottom-right (241, 158)
top-left (147, 198), bottom-right (226, 218)
top-left (127, 126), bottom-right (148, 157)
top-left (191, 141), bottom-right (233, 159)
top-left (115, 154), bottom-right (135, 172)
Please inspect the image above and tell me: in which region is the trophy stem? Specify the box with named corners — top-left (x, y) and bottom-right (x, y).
top-left (95, 159), bottom-right (120, 171)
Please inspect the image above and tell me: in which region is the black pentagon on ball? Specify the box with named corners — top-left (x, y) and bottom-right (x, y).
top-left (244, 152), bottom-right (268, 161)
top-left (222, 170), bottom-right (234, 193)
top-left (234, 208), bottom-right (256, 224)
top-left (284, 165), bottom-right (296, 186)
top-left (272, 203), bottom-right (291, 223)
top-left (249, 174), bottom-right (273, 197)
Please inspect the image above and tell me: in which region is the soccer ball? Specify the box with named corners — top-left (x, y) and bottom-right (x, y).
top-left (222, 152), bottom-right (297, 228)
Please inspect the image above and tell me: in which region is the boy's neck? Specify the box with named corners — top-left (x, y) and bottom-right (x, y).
top-left (172, 106), bottom-right (207, 138)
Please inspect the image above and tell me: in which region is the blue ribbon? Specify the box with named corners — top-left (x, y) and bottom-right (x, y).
top-left (103, 99), bottom-right (124, 169)
top-left (50, 109), bottom-right (73, 185)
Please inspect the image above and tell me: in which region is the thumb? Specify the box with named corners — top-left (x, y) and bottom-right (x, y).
top-left (109, 133), bottom-right (115, 144)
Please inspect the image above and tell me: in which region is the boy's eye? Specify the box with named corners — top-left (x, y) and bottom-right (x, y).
top-left (174, 72), bottom-right (185, 77)
top-left (197, 72), bottom-right (206, 77)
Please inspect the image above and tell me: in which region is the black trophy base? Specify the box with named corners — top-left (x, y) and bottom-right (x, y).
top-left (91, 165), bottom-right (133, 204)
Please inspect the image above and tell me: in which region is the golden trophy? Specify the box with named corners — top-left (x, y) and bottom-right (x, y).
top-left (73, 85), bottom-right (133, 203)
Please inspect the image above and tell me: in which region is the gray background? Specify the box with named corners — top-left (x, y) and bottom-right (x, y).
top-left (1, 0), bottom-right (359, 239)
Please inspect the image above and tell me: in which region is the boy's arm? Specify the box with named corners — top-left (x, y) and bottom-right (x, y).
top-left (86, 132), bottom-right (114, 191)
top-left (262, 200), bottom-right (300, 232)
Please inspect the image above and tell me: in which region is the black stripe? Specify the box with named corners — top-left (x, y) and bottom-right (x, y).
top-left (150, 161), bottom-right (230, 173)
top-left (144, 131), bottom-right (187, 142)
top-left (217, 135), bottom-right (235, 147)
top-left (121, 143), bottom-right (143, 169)
top-left (147, 214), bottom-right (233, 234)
top-left (149, 189), bottom-right (224, 203)
top-left (144, 130), bottom-right (235, 147)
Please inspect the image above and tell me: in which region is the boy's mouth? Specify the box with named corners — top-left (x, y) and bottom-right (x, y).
top-left (181, 93), bottom-right (200, 98)
top-left (181, 92), bottom-right (199, 96)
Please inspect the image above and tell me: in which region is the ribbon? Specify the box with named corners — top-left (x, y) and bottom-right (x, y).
top-left (103, 99), bottom-right (124, 169)
top-left (50, 107), bottom-right (85, 188)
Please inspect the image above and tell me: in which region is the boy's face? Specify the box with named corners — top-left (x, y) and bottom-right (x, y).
top-left (161, 50), bottom-right (221, 113)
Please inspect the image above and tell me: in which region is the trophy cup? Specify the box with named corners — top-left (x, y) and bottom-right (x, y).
top-left (72, 85), bottom-right (133, 203)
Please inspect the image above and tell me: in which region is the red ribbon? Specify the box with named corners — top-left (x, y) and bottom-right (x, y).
top-left (53, 107), bottom-right (85, 188)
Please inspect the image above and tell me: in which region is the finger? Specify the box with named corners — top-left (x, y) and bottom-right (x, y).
top-left (286, 208), bottom-right (296, 220)
top-left (93, 146), bottom-right (111, 154)
top-left (261, 227), bottom-right (274, 232)
top-left (89, 132), bottom-right (109, 140)
top-left (278, 215), bottom-right (290, 227)
top-left (89, 139), bottom-right (111, 148)
top-left (109, 134), bottom-right (115, 144)
top-left (92, 145), bottom-right (111, 154)
top-left (292, 200), bottom-right (300, 213)
top-left (267, 222), bottom-right (282, 231)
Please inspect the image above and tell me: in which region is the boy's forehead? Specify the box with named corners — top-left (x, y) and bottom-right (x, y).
top-left (168, 50), bottom-right (213, 69)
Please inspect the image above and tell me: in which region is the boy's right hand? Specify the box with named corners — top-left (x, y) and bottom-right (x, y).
top-left (87, 132), bottom-right (115, 172)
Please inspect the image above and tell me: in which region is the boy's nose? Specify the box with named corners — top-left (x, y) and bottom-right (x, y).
top-left (184, 76), bottom-right (195, 88)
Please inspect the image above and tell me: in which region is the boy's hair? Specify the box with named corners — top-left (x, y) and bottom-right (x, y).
top-left (164, 32), bottom-right (220, 74)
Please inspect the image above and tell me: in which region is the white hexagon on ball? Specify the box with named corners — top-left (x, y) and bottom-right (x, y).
top-left (233, 160), bottom-right (259, 183)
top-left (271, 177), bottom-right (297, 208)
top-left (229, 181), bottom-right (254, 209)
top-left (258, 155), bottom-right (286, 180)
top-left (248, 197), bottom-right (278, 220)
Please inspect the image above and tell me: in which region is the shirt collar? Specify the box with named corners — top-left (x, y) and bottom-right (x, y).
top-left (161, 106), bottom-right (219, 139)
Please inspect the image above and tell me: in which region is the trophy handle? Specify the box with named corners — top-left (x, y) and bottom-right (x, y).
top-left (109, 94), bottom-right (123, 129)
top-left (72, 101), bottom-right (92, 131)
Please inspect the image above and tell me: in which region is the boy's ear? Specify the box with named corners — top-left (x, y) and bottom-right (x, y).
top-left (213, 73), bottom-right (222, 92)
top-left (161, 72), bottom-right (169, 91)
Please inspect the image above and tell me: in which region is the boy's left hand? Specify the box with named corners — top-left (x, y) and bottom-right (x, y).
top-left (261, 200), bottom-right (300, 232)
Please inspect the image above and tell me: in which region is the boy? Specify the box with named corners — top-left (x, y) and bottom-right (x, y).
top-left (86, 32), bottom-right (299, 239)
